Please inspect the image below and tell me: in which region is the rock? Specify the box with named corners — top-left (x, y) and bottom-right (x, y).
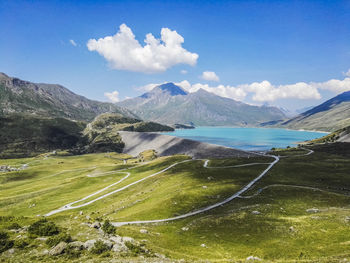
top-left (155, 253), bottom-right (167, 259)
top-left (79, 211), bottom-right (83, 215)
top-left (74, 216), bottom-right (78, 220)
top-left (202, 186), bottom-right (208, 189)
top-left (86, 215), bottom-right (91, 220)
top-left (207, 176), bottom-right (214, 180)
top-left (345, 216), bottom-right (350, 222)
top-left (42, 249), bottom-right (49, 255)
top-left (251, 211), bottom-right (261, 215)
top-left (246, 256), bottom-right (262, 261)
top-left (200, 243), bottom-right (206, 248)
top-left (49, 241), bottom-right (67, 256)
top-left (8, 248), bottom-right (15, 254)
top-left (122, 236), bottom-right (135, 243)
top-left (84, 239), bottom-right (97, 250)
top-left (140, 229), bottom-right (148, 234)
top-left (111, 241), bottom-right (128, 253)
top-left (69, 241), bottom-right (85, 250)
top-left (289, 226), bottom-right (295, 232)
top-left (100, 239), bottom-right (113, 249)
top-left (36, 237), bottom-right (48, 241)
top-left (306, 208), bottom-right (319, 213)
top-left (181, 227), bottom-right (189, 231)
top-left (91, 222), bottom-right (101, 229)
top-left (109, 235), bottom-right (123, 243)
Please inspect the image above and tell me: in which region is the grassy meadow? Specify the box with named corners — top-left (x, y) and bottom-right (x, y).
top-left (0, 144), bottom-right (350, 262)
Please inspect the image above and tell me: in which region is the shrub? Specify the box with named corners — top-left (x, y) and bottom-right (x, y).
top-left (0, 231), bottom-right (9, 240)
top-left (101, 220), bottom-right (116, 235)
top-left (90, 240), bottom-right (110, 254)
top-left (0, 231), bottom-right (14, 253)
top-left (28, 218), bottom-right (59, 236)
top-left (64, 245), bottom-right (81, 259)
top-left (14, 239), bottom-right (29, 248)
top-left (125, 241), bottom-right (146, 256)
top-left (46, 232), bottom-right (72, 247)
top-left (7, 222), bottom-right (21, 230)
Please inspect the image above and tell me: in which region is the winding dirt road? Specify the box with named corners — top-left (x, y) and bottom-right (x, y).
top-left (45, 148), bottom-right (314, 223)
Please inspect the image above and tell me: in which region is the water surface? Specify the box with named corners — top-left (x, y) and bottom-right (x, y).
top-left (163, 127), bottom-right (327, 151)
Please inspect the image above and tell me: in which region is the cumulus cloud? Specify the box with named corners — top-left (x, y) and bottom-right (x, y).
top-left (104, 91), bottom-right (120, 103)
top-left (135, 74), bottom-right (350, 103)
top-left (239, 81), bottom-right (321, 102)
top-left (69, 39), bottom-right (77, 46)
top-left (87, 24), bottom-right (199, 73)
top-left (343, 69), bottom-right (350, 77)
top-left (201, 71), bottom-right (219, 82)
top-left (176, 80), bottom-right (247, 101)
top-left (311, 78), bottom-right (350, 94)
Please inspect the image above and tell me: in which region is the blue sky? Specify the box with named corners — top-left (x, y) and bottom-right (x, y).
top-left (1, 0), bottom-right (349, 111)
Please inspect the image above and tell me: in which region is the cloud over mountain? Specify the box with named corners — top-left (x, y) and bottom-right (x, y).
top-left (136, 74), bottom-right (350, 103)
top-left (201, 71), bottom-right (219, 82)
top-left (87, 24), bottom-right (198, 73)
top-left (104, 91), bottom-right (120, 102)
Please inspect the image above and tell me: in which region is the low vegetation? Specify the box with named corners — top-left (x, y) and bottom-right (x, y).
top-left (0, 144), bottom-right (349, 262)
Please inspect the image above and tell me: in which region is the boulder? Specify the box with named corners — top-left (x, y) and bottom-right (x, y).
top-left (251, 211), bottom-right (261, 215)
top-left (122, 236), bottom-right (135, 244)
top-left (111, 241), bottom-right (128, 253)
top-left (69, 241), bottom-right (85, 250)
top-left (181, 227), bottom-right (189, 231)
top-left (246, 256), bottom-right (262, 261)
top-left (84, 239), bottom-right (96, 250)
top-left (91, 222), bottom-right (101, 229)
top-left (306, 208), bottom-right (319, 213)
top-left (140, 229), bottom-right (148, 234)
top-left (100, 239), bottom-right (113, 249)
top-left (49, 241), bottom-right (67, 256)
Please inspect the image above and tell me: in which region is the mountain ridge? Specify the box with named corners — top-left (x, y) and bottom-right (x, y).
top-left (0, 72), bottom-right (137, 121)
top-left (277, 90), bottom-right (350, 132)
top-left (118, 82), bottom-right (286, 126)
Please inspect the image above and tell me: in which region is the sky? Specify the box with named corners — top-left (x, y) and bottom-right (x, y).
top-left (1, 0), bottom-right (350, 112)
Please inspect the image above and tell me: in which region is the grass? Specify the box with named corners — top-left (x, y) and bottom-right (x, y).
top-left (1, 144), bottom-right (350, 262)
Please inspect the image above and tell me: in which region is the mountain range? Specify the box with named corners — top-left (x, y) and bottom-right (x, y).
top-left (0, 72), bottom-right (136, 121)
top-left (277, 90), bottom-right (350, 132)
top-left (1, 72), bottom-right (349, 133)
top-left (117, 83), bottom-right (286, 126)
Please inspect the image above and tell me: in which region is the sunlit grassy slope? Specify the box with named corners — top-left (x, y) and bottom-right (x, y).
top-left (1, 144), bottom-right (350, 262)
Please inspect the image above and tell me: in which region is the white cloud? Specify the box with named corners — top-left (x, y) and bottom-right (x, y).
top-left (69, 39), bottom-right (77, 46)
top-left (135, 75), bottom-right (349, 103)
top-left (201, 71), bottom-right (219, 82)
top-left (104, 91), bottom-right (120, 103)
top-left (137, 83), bottom-right (160, 92)
top-left (87, 24), bottom-right (199, 73)
top-left (239, 81), bottom-right (321, 102)
top-left (180, 69), bottom-right (188, 74)
top-left (176, 80), bottom-right (247, 101)
top-left (343, 69), bottom-right (350, 77)
top-left (311, 78), bottom-right (350, 94)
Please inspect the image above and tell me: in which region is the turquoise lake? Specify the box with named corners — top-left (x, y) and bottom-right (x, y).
top-left (163, 127), bottom-right (327, 151)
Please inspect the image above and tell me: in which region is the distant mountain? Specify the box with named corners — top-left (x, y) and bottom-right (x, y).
top-left (279, 91), bottom-right (350, 132)
top-left (0, 72), bottom-right (137, 121)
top-left (295, 106), bottom-right (315, 114)
top-left (117, 83), bottom-right (286, 126)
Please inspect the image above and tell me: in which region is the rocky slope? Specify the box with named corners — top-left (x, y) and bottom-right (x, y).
top-left (119, 131), bottom-right (255, 158)
top-left (0, 72), bottom-right (137, 121)
top-left (118, 83), bottom-right (286, 126)
top-left (278, 91), bottom-right (350, 132)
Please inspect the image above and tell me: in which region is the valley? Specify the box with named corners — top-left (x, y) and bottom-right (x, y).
top-left (1, 144), bottom-right (350, 262)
